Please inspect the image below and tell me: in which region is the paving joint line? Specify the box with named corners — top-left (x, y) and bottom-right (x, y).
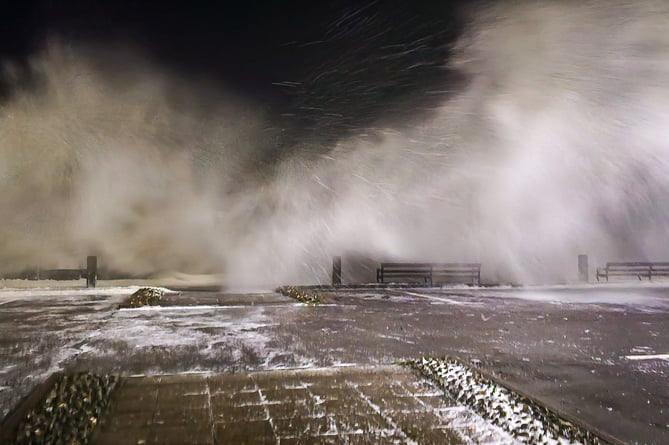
top-left (406, 377), bottom-right (474, 444)
top-left (346, 380), bottom-right (418, 445)
top-left (149, 376), bottom-right (161, 440)
top-left (251, 374), bottom-right (280, 445)
top-left (205, 376), bottom-right (215, 445)
top-left (302, 377), bottom-right (340, 440)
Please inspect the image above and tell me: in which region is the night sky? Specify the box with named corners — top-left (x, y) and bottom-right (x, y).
top-left (1, 1), bottom-right (469, 144)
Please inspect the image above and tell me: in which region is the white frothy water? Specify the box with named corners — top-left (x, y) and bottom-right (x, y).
top-left (2, 1), bottom-right (669, 286)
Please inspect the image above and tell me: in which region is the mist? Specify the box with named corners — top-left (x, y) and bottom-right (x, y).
top-left (2, 1), bottom-right (669, 287)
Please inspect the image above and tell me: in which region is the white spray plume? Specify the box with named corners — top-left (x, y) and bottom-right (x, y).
top-left (2, 1), bottom-right (669, 287)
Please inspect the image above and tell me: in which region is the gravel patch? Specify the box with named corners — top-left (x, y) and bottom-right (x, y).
top-left (409, 357), bottom-right (617, 445)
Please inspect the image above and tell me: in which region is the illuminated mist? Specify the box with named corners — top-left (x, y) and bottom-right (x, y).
top-left (2, 1), bottom-right (669, 287)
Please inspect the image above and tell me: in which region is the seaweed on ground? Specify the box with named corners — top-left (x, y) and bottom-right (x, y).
top-left (13, 372), bottom-right (118, 445)
top-left (408, 356), bottom-right (614, 445)
top-left (276, 286), bottom-right (322, 305)
top-left (119, 287), bottom-right (164, 308)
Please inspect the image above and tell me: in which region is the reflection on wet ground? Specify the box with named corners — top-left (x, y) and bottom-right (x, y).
top-left (0, 285), bottom-right (667, 443)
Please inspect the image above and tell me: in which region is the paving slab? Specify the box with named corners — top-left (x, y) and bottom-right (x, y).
top-left (89, 366), bottom-right (516, 445)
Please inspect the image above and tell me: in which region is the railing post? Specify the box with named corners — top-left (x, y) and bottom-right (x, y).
top-left (87, 256), bottom-right (97, 288)
top-left (578, 254), bottom-right (588, 282)
top-left (332, 256), bottom-right (342, 286)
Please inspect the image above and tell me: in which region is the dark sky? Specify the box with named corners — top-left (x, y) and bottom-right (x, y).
top-left (1, 1), bottom-right (470, 143)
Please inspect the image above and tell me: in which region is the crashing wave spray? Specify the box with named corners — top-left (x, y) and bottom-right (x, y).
top-left (232, 0), bottom-right (669, 285)
top-left (2, 1), bottom-right (669, 287)
top-left (0, 42), bottom-right (269, 277)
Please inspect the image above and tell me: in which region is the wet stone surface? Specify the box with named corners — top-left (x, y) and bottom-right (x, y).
top-left (89, 366), bottom-right (512, 445)
top-left (1, 285), bottom-right (668, 443)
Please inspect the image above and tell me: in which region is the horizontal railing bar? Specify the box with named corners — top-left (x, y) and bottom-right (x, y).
top-left (380, 262), bottom-right (481, 268)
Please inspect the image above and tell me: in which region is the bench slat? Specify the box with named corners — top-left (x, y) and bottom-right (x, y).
top-left (380, 262), bottom-right (480, 268)
top-left (377, 262), bottom-right (480, 286)
top-left (606, 262), bottom-right (651, 267)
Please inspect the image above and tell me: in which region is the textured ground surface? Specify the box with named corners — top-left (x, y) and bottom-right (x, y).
top-left (1, 283), bottom-right (668, 443)
top-left (90, 366), bottom-right (517, 445)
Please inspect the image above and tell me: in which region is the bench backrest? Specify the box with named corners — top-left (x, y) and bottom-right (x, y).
top-left (598, 261), bottom-right (669, 280)
top-left (650, 262), bottom-right (669, 268)
top-left (651, 264), bottom-right (669, 276)
top-left (606, 262), bottom-right (650, 270)
top-left (377, 262), bottom-right (480, 285)
top-left (380, 263), bottom-right (480, 271)
top-left (606, 262), bottom-right (669, 269)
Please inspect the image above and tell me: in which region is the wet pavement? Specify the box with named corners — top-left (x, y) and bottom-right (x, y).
top-left (90, 366), bottom-right (513, 445)
top-left (1, 284), bottom-right (668, 443)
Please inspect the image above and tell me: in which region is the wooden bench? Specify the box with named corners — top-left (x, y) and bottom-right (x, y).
top-left (376, 262), bottom-right (481, 286)
top-left (596, 262), bottom-right (669, 281)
